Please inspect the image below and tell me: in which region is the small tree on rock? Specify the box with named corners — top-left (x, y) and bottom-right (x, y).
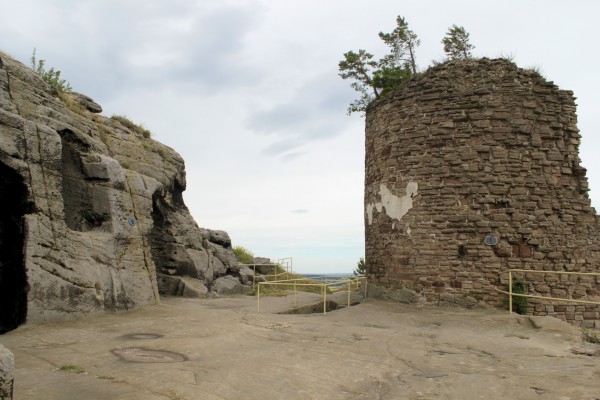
top-left (339, 15), bottom-right (420, 115)
top-left (338, 50), bottom-right (380, 114)
top-left (442, 25), bottom-right (474, 60)
top-left (378, 16), bottom-right (420, 76)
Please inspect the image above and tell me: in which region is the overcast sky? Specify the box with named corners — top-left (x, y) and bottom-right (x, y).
top-left (1, 0), bottom-right (598, 273)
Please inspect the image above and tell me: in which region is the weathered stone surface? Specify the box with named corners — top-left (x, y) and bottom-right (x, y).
top-left (385, 288), bottom-right (424, 304)
top-left (250, 257), bottom-right (278, 274)
top-left (70, 92), bottom-right (102, 113)
top-left (157, 274), bottom-right (209, 298)
top-left (238, 265), bottom-right (255, 285)
top-left (2, 297), bottom-right (599, 399)
top-left (361, 283), bottom-right (387, 299)
top-left (0, 53), bottom-right (240, 332)
top-left (365, 58), bottom-right (600, 326)
top-left (0, 344), bottom-right (14, 400)
top-left (280, 300), bottom-right (338, 314)
top-left (213, 275), bottom-right (244, 296)
top-left (438, 293), bottom-right (487, 309)
top-left (179, 276), bottom-right (209, 298)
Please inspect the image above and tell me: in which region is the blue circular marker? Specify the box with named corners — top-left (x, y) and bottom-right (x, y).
top-left (128, 217), bottom-right (136, 226)
top-left (484, 235), bottom-right (497, 245)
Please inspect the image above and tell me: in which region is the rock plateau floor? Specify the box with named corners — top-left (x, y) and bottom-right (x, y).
top-left (1, 294), bottom-right (599, 400)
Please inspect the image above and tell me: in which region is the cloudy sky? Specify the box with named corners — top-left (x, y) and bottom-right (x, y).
top-left (1, 0), bottom-right (599, 273)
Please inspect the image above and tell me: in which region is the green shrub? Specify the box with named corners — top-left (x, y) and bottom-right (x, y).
top-left (505, 280), bottom-right (528, 315)
top-left (582, 328), bottom-right (600, 344)
top-left (233, 246), bottom-right (254, 264)
top-left (30, 48), bottom-right (72, 93)
top-left (58, 364), bottom-right (86, 374)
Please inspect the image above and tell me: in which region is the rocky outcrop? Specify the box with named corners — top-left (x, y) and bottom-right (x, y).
top-left (365, 58), bottom-right (600, 327)
top-left (0, 53), bottom-right (242, 332)
top-left (0, 345), bottom-right (13, 399)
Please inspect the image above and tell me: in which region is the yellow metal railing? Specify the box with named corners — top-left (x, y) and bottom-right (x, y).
top-left (496, 269), bottom-right (600, 314)
top-left (257, 275), bottom-right (367, 315)
top-left (251, 271), bottom-right (300, 289)
top-left (277, 257), bottom-right (293, 273)
top-left (240, 260), bottom-right (296, 289)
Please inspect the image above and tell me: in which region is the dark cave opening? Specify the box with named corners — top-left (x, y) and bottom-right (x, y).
top-left (0, 162), bottom-right (28, 333)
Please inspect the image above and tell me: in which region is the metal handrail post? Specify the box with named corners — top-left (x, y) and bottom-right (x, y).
top-left (323, 285), bottom-right (327, 316)
top-left (257, 283), bottom-right (261, 313)
top-left (508, 270), bottom-right (513, 314)
top-left (347, 281), bottom-right (351, 307)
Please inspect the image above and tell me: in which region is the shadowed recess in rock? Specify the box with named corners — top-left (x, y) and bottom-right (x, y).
top-left (0, 162), bottom-right (28, 333)
top-left (58, 129), bottom-right (111, 232)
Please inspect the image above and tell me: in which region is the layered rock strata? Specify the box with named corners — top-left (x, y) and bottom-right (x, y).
top-left (365, 58), bottom-right (600, 327)
top-left (0, 52), bottom-right (245, 332)
top-left (0, 345), bottom-right (13, 400)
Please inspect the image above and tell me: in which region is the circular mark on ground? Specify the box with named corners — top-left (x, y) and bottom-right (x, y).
top-left (112, 347), bottom-right (187, 363)
top-left (119, 333), bottom-right (164, 340)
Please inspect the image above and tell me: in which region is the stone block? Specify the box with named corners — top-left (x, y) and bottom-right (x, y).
top-left (385, 288), bottom-right (423, 304)
top-left (0, 345), bottom-right (14, 400)
top-left (213, 275), bottom-right (244, 296)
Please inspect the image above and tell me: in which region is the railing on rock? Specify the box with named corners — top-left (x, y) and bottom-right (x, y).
top-left (240, 257), bottom-right (294, 289)
top-left (496, 269), bottom-right (600, 314)
top-left (257, 275), bottom-right (367, 316)
top-left (276, 257), bottom-right (293, 273)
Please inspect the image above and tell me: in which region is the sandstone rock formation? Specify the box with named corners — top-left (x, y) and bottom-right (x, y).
top-left (0, 52), bottom-right (243, 333)
top-left (0, 344), bottom-right (13, 400)
top-left (365, 58), bottom-right (600, 327)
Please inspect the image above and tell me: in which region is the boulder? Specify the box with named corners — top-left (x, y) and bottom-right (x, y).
top-left (385, 288), bottom-right (424, 304)
top-left (0, 345), bottom-right (14, 400)
top-left (179, 277), bottom-right (209, 298)
top-left (438, 293), bottom-right (487, 309)
top-left (238, 265), bottom-right (255, 285)
top-left (70, 92), bottom-right (102, 113)
top-left (250, 257), bottom-right (278, 274)
top-left (213, 275), bottom-right (244, 296)
top-left (361, 283), bottom-right (386, 299)
top-left (208, 230), bottom-right (232, 248)
top-left (157, 274), bottom-right (209, 298)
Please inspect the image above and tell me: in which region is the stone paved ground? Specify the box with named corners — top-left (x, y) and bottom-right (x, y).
top-left (0, 294), bottom-right (599, 400)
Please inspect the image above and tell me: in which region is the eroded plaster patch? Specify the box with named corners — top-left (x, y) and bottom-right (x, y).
top-left (366, 181), bottom-right (418, 225)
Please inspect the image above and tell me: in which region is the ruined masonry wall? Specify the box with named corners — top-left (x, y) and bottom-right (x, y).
top-left (365, 58), bottom-right (600, 328)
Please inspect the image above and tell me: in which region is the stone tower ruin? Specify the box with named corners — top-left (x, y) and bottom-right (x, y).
top-left (365, 58), bottom-right (600, 327)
